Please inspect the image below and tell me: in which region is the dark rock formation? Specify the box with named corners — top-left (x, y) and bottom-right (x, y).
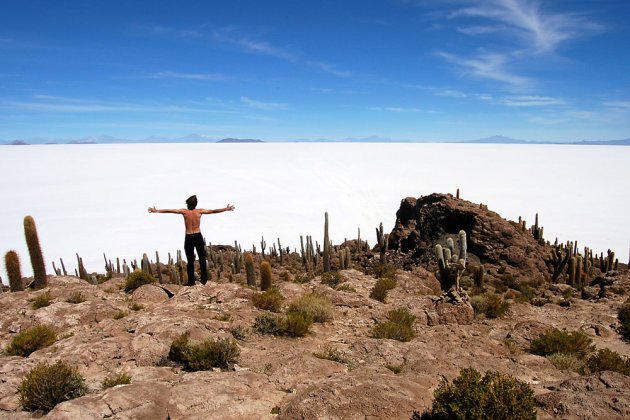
top-left (388, 193), bottom-right (551, 279)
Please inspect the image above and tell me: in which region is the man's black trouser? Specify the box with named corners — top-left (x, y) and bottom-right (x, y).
top-left (184, 232), bottom-right (208, 285)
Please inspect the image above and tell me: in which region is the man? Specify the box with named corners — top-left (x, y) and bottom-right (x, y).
top-left (148, 195), bottom-right (235, 285)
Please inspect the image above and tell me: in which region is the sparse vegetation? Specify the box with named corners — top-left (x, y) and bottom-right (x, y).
top-left (336, 283), bottom-right (356, 292)
top-left (547, 353), bottom-right (586, 373)
top-left (470, 293), bottom-right (509, 319)
top-left (230, 325), bottom-right (249, 340)
top-left (252, 288), bottom-right (284, 312)
top-left (102, 372), bottom-right (132, 389)
top-left (587, 348), bottom-right (630, 376)
top-left (5, 324), bottom-right (56, 357)
top-left (31, 291), bottom-right (53, 309)
top-left (65, 291), bottom-right (85, 304)
top-left (370, 277), bottom-right (397, 303)
top-left (413, 367), bottom-right (536, 420)
top-left (287, 292), bottom-right (333, 323)
top-left (113, 310), bottom-right (127, 320)
top-left (386, 364), bottom-right (403, 374)
top-left (313, 345), bottom-right (349, 364)
top-left (168, 332), bottom-right (240, 371)
top-left (123, 270), bottom-right (155, 293)
top-left (321, 271), bottom-right (343, 287)
top-left (371, 262), bottom-right (396, 280)
top-left (129, 302), bottom-right (144, 311)
top-left (19, 361), bottom-right (87, 413)
top-left (213, 313), bottom-right (231, 321)
top-left (253, 312), bottom-right (313, 337)
top-left (530, 328), bottom-right (595, 358)
top-left (371, 307), bottom-right (416, 342)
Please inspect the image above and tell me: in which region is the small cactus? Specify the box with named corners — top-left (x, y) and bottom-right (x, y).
top-left (434, 230), bottom-right (467, 292)
top-left (23, 216), bottom-right (46, 288)
top-left (260, 261), bottom-right (272, 291)
top-left (323, 213), bottom-right (331, 273)
top-left (5, 250), bottom-right (24, 292)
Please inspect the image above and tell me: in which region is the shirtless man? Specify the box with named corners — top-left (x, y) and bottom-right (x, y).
top-left (148, 195), bottom-right (235, 285)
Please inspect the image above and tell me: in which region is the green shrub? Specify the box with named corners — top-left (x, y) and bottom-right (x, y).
top-left (65, 291), bottom-right (85, 304)
top-left (370, 277), bottom-right (397, 303)
top-left (5, 325), bottom-right (56, 357)
top-left (283, 312), bottom-right (314, 337)
top-left (587, 348), bottom-right (630, 376)
top-left (313, 345), bottom-right (349, 364)
top-left (287, 292), bottom-right (333, 323)
top-left (413, 367), bottom-right (536, 420)
top-left (321, 271), bottom-right (343, 287)
top-left (102, 372), bottom-right (132, 389)
top-left (113, 310), bottom-right (127, 320)
top-left (253, 312), bottom-right (313, 337)
top-left (547, 353), bottom-right (585, 373)
top-left (371, 308), bottom-right (416, 342)
top-left (230, 325), bottom-right (249, 340)
top-left (123, 270), bottom-right (155, 293)
top-left (336, 284), bottom-right (356, 292)
top-left (31, 291), bottom-right (53, 309)
top-left (168, 332), bottom-right (240, 371)
top-left (470, 293), bottom-right (509, 319)
top-left (372, 262), bottom-right (396, 279)
top-left (252, 288), bottom-right (284, 312)
top-left (619, 299), bottom-right (630, 340)
top-left (530, 328), bottom-right (595, 358)
top-left (19, 361), bottom-right (87, 413)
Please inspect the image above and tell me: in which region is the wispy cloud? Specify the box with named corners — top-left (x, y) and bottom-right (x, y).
top-left (1, 95), bottom-right (228, 114)
top-left (146, 71), bottom-right (231, 81)
top-left (307, 61), bottom-right (353, 77)
top-left (369, 106), bottom-right (433, 113)
top-left (151, 25), bottom-right (202, 38)
top-left (436, 51), bottom-right (530, 87)
top-left (240, 96), bottom-right (288, 111)
top-left (502, 95), bottom-right (565, 107)
top-left (450, 0), bottom-right (602, 53)
top-left (603, 100), bottom-right (630, 110)
top-left (211, 27), bottom-right (296, 61)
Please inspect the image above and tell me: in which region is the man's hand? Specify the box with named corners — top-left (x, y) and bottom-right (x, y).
top-left (226, 203), bottom-right (235, 211)
top-left (148, 206), bottom-right (157, 213)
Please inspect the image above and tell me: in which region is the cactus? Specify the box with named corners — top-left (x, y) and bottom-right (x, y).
top-left (531, 213), bottom-right (544, 243)
top-left (245, 254), bottom-right (255, 287)
top-left (376, 222), bottom-right (389, 264)
top-left (474, 264), bottom-right (485, 289)
top-left (575, 255), bottom-right (583, 289)
top-left (550, 242), bottom-right (571, 283)
top-left (607, 250), bottom-right (615, 272)
top-left (261, 236), bottom-right (267, 259)
top-left (5, 250), bottom-right (24, 292)
top-left (155, 251), bottom-right (163, 284)
top-left (23, 216), bottom-right (47, 288)
top-left (434, 230), bottom-right (467, 291)
top-left (568, 256), bottom-right (576, 287)
top-left (323, 212), bottom-right (331, 273)
top-left (345, 247), bottom-right (352, 269)
top-left (260, 260), bottom-right (272, 291)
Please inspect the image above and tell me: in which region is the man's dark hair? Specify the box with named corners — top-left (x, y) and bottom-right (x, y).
top-left (186, 195), bottom-right (198, 210)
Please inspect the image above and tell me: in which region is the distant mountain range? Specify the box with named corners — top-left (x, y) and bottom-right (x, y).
top-left (1, 134), bottom-right (629, 145)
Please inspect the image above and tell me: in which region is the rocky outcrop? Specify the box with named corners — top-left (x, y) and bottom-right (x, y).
top-left (388, 193), bottom-right (551, 279)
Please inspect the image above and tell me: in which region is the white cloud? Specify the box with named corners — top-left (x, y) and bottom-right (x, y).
top-left (434, 89), bottom-right (468, 98)
top-left (306, 61), bottom-right (353, 77)
top-left (451, 0), bottom-right (602, 53)
top-left (240, 96), bottom-right (288, 111)
top-left (603, 101), bottom-right (630, 110)
top-left (151, 26), bottom-right (202, 38)
top-left (369, 106), bottom-right (424, 113)
top-left (146, 71), bottom-right (231, 81)
top-left (503, 95), bottom-right (566, 107)
top-left (436, 51), bottom-right (530, 87)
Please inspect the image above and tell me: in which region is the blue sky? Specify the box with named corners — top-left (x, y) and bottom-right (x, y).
top-left (1, 0), bottom-right (629, 142)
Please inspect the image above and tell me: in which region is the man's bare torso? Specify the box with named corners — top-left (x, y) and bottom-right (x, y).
top-left (182, 209), bottom-right (203, 234)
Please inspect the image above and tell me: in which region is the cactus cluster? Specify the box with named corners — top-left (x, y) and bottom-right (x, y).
top-left (434, 230), bottom-right (467, 292)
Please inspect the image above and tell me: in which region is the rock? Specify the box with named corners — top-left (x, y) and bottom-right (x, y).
top-left (131, 284), bottom-right (170, 304)
top-left (387, 193), bottom-right (550, 279)
top-left (277, 372), bottom-right (429, 419)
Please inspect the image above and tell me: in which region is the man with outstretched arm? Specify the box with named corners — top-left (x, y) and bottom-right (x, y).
top-left (148, 195), bottom-right (235, 286)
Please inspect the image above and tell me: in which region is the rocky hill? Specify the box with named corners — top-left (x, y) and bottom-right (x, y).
top-left (1, 194), bottom-right (629, 419)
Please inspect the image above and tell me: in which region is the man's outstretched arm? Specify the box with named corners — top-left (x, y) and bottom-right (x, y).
top-left (199, 204), bottom-right (236, 214)
top-left (148, 206), bottom-right (185, 214)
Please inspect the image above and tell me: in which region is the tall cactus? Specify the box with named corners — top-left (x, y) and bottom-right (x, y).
top-left (323, 212), bottom-right (331, 273)
top-left (5, 250), bottom-right (24, 292)
top-left (260, 260), bottom-right (272, 291)
top-left (376, 222), bottom-right (389, 264)
top-left (245, 253), bottom-right (255, 287)
top-left (23, 216), bottom-right (46, 288)
top-left (434, 230), bottom-right (467, 292)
